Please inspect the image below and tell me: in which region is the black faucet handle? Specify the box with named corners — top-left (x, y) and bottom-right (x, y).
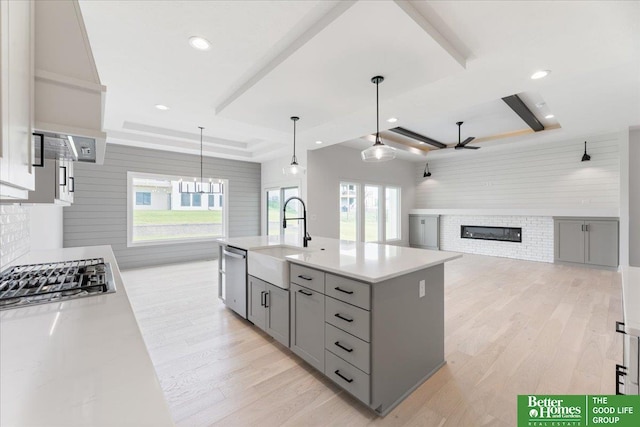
top-left (305, 232), bottom-right (312, 241)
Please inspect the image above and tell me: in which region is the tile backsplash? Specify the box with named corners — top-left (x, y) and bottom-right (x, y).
top-left (0, 205), bottom-right (30, 268)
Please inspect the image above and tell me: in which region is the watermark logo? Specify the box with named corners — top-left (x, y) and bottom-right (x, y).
top-left (517, 395), bottom-right (640, 427)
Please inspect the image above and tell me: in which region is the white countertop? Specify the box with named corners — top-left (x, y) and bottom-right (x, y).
top-left (409, 208), bottom-right (619, 217)
top-left (218, 236), bottom-right (461, 283)
top-left (0, 246), bottom-right (173, 427)
top-left (622, 266), bottom-right (640, 337)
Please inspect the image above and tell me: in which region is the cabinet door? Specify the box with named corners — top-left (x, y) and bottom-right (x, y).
top-left (0, 0), bottom-right (34, 191)
top-left (408, 216), bottom-right (423, 247)
top-left (265, 283), bottom-right (289, 347)
top-left (585, 220), bottom-right (618, 267)
top-left (555, 220), bottom-right (585, 263)
top-left (290, 283), bottom-right (325, 371)
top-left (422, 216), bottom-right (439, 249)
top-left (247, 277), bottom-right (266, 330)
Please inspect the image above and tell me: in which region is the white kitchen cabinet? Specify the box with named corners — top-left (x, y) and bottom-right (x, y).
top-left (0, 0), bottom-right (35, 200)
top-left (23, 158), bottom-right (74, 205)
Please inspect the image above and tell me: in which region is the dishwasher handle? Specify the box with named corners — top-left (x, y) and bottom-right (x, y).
top-left (223, 249), bottom-right (246, 259)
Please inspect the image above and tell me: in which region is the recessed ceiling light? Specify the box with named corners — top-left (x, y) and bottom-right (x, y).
top-left (545, 114), bottom-right (555, 119)
top-left (155, 104), bottom-right (170, 111)
top-left (315, 140), bottom-right (323, 145)
top-left (531, 70), bottom-right (551, 80)
top-left (188, 36), bottom-right (211, 51)
top-left (387, 117), bottom-right (398, 123)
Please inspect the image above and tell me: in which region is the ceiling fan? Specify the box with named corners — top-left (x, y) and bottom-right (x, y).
top-left (453, 121), bottom-right (479, 150)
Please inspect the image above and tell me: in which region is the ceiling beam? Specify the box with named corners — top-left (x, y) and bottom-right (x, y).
top-left (214, 1), bottom-right (357, 115)
top-left (502, 94), bottom-right (545, 132)
top-left (389, 127), bottom-right (447, 148)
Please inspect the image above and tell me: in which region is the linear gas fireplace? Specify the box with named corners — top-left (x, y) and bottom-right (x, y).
top-left (461, 225), bottom-right (522, 243)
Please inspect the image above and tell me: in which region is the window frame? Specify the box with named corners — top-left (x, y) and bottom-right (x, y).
top-left (339, 181), bottom-right (401, 244)
top-left (127, 171), bottom-right (229, 247)
top-left (265, 185), bottom-right (300, 238)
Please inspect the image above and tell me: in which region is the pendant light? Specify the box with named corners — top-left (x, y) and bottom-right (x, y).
top-left (361, 75), bottom-right (396, 162)
top-left (423, 163), bottom-right (432, 177)
top-left (581, 141), bottom-right (591, 162)
top-left (283, 116), bottom-right (306, 175)
top-left (179, 127), bottom-right (222, 194)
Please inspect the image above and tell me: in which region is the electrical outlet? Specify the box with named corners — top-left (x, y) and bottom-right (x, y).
top-left (419, 280), bottom-right (425, 298)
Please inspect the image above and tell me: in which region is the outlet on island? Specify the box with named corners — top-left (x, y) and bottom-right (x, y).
top-left (419, 280), bottom-right (425, 298)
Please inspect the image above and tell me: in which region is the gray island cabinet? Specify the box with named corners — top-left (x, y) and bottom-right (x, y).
top-left (216, 235), bottom-right (460, 417)
top-left (289, 261), bottom-right (446, 416)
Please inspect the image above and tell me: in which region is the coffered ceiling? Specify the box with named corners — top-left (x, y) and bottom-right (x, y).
top-left (79, 0), bottom-right (640, 163)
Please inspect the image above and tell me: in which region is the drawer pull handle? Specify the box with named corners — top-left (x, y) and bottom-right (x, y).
top-left (298, 275), bottom-right (313, 281)
top-left (334, 286), bottom-right (354, 295)
top-left (334, 341), bottom-right (353, 353)
top-left (298, 289), bottom-right (313, 296)
top-left (334, 370), bottom-right (354, 383)
top-left (334, 313), bottom-right (353, 323)
top-left (616, 364), bottom-right (627, 395)
top-left (616, 321), bottom-right (626, 334)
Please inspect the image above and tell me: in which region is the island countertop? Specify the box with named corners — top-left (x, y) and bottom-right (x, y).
top-left (0, 246), bottom-right (173, 427)
top-left (217, 236), bottom-right (461, 283)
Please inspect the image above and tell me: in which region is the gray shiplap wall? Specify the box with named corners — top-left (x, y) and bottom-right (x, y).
top-left (64, 144), bottom-right (260, 269)
top-left (414, 134), bottom-right (620, 210)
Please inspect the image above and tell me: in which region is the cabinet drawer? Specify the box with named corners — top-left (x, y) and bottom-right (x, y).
top-left (325, 273), bottom-right (370, 310)
top-left (325, 296), bottom-right (370, 342)
top-left (325, 323), bottom-right (370, 374)
top-left (290, 264), bottom-right (325, 293)
top-left (325, 350), bottom-right (370, 405)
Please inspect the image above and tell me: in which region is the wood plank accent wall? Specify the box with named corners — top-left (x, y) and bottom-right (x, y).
top-left (63, 144), bottom-right (260, 270)
top-left (414, 134), bottom-right (620, 210)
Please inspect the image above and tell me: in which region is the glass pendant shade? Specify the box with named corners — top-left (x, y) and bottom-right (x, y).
top-left (361, 138), bottom-right (396, 162)
top-left (361, 75), bottom-right (396, 163)
top-left (283, 116), bottom-right (306, 175)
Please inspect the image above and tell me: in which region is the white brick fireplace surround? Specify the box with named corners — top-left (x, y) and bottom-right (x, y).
top-left (439, 215), bottom-right (554, 263)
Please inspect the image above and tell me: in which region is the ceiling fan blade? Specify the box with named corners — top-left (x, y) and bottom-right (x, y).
top-left (460, 136), bottom-right (476, 146)
top-left (463, 145), bottom-right (480, 149)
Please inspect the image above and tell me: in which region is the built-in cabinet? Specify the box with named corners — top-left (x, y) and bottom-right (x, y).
top-left (0, 0), bottom-right (35, 199)
top-left (24, 158), bottom-right (74, 205)
top-left (554, 217), bottom-right (618, 267)
top-left (248, 275), bottom-right (289, 347)
top-left (409, 214), bottom-right (439, 250)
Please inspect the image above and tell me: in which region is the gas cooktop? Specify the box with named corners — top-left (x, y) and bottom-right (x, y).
top-left (0, 258), bottom-right (116, 310)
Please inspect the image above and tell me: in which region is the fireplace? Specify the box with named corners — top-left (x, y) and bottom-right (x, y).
top-left (461, 225), bottom-right (522, 243)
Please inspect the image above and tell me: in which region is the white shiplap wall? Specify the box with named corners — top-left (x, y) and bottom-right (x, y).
top-left (415, 134), bottom-right (620, 210)
top-left (64, 144), bottom-right (261, 270)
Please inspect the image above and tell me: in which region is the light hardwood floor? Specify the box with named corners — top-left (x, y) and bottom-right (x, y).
top-left (122, 254), bottom-right (622, 427)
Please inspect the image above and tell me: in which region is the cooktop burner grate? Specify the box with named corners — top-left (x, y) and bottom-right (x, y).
top-left (0, 258), bottom-right (116, 310)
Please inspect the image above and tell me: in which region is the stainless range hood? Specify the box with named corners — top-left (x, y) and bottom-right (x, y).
top-left (35, 131), bottom-right (98, 163)
top-left (34, 0), bottom-right (107, 164)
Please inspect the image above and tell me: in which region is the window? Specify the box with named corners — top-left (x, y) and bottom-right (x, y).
top-left (385, 187), bottom-right (400, 240)
top-left (340, 183), bottom-right (358, 241)
top-left (135, 192), bottom-right (151, 206)
top-left (128, 172), bottom-right (228, 246)
top-left (266, 186), bottom-right (299, 238)
top-left (339, 182), bottom-right (400, 243)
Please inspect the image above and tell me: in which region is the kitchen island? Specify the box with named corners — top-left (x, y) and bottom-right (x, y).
top-left (0, 246), bottom-right (173, 427)
top-left (217, 236), bottom-right (461, 415)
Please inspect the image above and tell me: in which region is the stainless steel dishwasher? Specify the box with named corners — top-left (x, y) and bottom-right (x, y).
top-left (218, 245), bottom-right (247, 318)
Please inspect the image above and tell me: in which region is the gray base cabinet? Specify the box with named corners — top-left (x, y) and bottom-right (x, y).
top-left (554, 218), bottom-right (618, 267)
top-left (290, 282), bottom-right (325, 371)
top-left (248, 276), bottom-right (289, 347)
top-left (288, 263), bottom-right (445, 416)
top-left (409, 215), bottom-right (439, 250)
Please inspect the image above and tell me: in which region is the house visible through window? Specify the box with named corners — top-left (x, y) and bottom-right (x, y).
top-left (135, 192), bottom-right (151, 206)
top-left (128, 172), bottom-right (228, 246)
